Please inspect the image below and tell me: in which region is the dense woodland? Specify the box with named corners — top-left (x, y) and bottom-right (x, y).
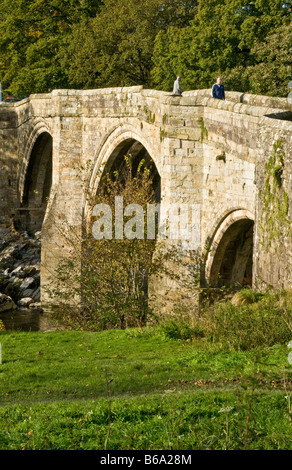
top-left (0, 0), bottom-right (291, 98)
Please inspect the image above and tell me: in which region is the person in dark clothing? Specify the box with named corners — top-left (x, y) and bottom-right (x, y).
top-left (211, 77), bottom-right (225, 100)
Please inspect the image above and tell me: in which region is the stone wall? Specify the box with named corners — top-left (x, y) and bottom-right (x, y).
top-left (253, 118), bottom-right (292, 290)
top-left (0, 106), bottom-right (19, 224)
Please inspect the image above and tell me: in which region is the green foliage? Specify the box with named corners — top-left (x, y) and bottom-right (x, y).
top-left (159, 319), bottom-right (205, 341)
top-left (197, 289), bottom-right (292, 350)
top-left (151, 26), bottom-right (198, 92)
top-left (0, 0), bottom-right (103, 96)
top-left (224, 23), bottom-right (292, 96)
top-left (233, 288), bottom-right (264, 304)
top-left (152, 0), bottom-right (292, 96)
top-left (47, 156), bottom-right (173, 331)
top-left (61, 0), bottom-right (197, 89)
top-left (0, 0), bottom-right (290, 97)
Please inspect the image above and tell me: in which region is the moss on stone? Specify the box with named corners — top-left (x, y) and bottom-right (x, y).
top-left (159, 127), bottom-right (168, 142)
top-left (198, 117), bottom-right (208, 143)
top-left (216, 152), bottom-right (226, 163)
top-left (260, 139), bottom-right (290, 249)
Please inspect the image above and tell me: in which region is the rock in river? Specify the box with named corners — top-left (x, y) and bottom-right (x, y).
top-left (0, 293), bottom-right (16, 312)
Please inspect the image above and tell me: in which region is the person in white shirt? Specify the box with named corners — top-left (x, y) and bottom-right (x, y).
top-left (173, 76), bottom-right (183, 95)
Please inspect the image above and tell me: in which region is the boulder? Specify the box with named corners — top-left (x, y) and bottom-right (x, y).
top-left (20, 277), bottom-right (36, 291)
top-left (9, 276), bottom-right (23, 289)
top-left (0, 240), bottom-right (9, 251)
top-left (31, 286), bottom-right (40, 301)
top-left (0, 245), bottom-right (20, 268)
top-left (17, 297), bottom-right (34, 307)
top-left (29, 302), bottom-right (43, 311)
top-left (22, 288), bottom-right (35, 298)
top-left (23, 266), bottom-right (37, 277)
top-left (11, 265), bottom-right (24, 277)
top-left (3, 268), bottom-right (11, 277)
top-left (4, 277), bottom-right (22, 299)
top-left (0, 293), bottom-right (16, 312)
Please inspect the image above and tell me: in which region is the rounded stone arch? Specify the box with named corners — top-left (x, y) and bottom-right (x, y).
top-left (205, 209), bottom-right (255, 288)
top-left (89, 124), bottom-right (161, 196)
top-left (17, 119), bottom-right (53, 233)
top-left (85, 124), bottom-right (161, 221)
top-left (19, 119), bottom-right (52, 202)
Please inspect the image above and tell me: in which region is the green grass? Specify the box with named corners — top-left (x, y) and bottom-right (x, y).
top-left (1, 391), bottom-right (291, 450)
top-left (0, 327), bottom-right (291, 450)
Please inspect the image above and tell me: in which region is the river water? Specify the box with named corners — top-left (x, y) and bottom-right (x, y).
top-left (0, 307), bottom-right (61, 332)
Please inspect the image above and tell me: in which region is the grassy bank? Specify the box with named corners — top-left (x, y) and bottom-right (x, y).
top-left (0, 323), bottom-right (291, 450)
top-left (1, 390), bottom-right (291, 450)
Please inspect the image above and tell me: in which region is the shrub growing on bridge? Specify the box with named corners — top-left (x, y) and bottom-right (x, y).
top-left (47, 156), bottom-right (174, 331)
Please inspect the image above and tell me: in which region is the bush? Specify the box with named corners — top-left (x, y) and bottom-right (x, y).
top-left (47, 156), bottom-right (172, 331)
top-left (159, 319), bottom-right (205, 341)
top-left (196, 289), bottom-right (292, 350)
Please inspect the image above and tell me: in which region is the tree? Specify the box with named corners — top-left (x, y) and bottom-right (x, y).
top-left (61, 0), bottom-right (197, 89)
top-left (0, 0), bottom-right (102, 96)
top-left (245, 23), bottom-right (292, 97)
top-left (151, 26), bottom-right (198, 92)
top-left (151, 0), bottom-right (291, 95)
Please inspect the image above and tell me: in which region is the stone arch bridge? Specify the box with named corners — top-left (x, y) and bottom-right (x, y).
top-left (0, 86), bottom-right (291, 312)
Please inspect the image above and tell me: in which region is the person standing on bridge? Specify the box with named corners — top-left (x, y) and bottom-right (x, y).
top-left (211, 77), bottom-right (225, 100)
top-left (173, 76), bottom-right (183, 95)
